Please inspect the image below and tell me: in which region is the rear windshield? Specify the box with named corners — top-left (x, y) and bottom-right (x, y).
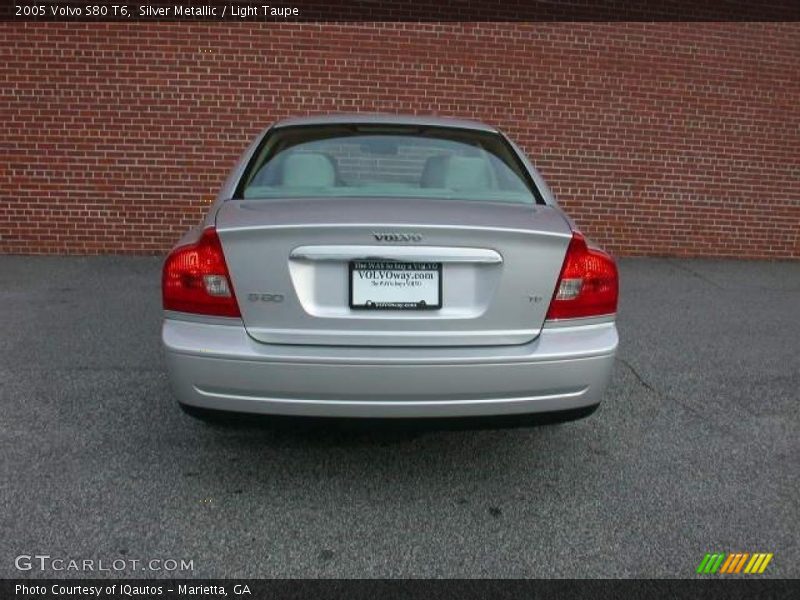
top-left (238, 125), bottom-right (539, 204)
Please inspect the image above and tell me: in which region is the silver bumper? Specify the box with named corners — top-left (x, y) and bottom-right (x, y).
top-left (162, 317), bottom-right (618, 418)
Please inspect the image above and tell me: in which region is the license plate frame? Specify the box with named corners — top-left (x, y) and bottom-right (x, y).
top-left (349, 260), bottom-right (442, 310)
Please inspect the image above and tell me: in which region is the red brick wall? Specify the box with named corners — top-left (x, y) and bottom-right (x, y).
top-left (1, 22), bottom-right (798, 258)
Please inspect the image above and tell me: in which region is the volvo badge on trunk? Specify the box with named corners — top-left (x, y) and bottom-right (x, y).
top-left (373, 232), bottom-right (423, 242)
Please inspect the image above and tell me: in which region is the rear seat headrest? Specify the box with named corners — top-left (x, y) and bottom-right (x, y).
top-left (281, 153), bottom-right (336, 187)
top-left (421, 155), bottom-right (493, 190)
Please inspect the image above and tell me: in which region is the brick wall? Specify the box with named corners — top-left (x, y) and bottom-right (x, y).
top-left (1, 22), bottom-right (798, 258)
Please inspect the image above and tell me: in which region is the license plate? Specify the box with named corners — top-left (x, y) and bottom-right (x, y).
top-left (349, 261), bottom-right (442, 310)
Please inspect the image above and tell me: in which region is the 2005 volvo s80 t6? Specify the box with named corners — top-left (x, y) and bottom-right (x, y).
top-left (162, 114), bottom-right (618, 426)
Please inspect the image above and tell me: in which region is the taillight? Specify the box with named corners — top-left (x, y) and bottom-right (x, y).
top-left (162, 227), bottom-right (241, 317)
top-left (545, 232), bottom-right (618, 320)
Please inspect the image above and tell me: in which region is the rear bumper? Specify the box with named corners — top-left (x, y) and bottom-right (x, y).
top-left (162, 317), bottom-right (618, 419)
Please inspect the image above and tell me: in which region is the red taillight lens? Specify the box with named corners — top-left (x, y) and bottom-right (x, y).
top-left (162, 228), bottom-right (241, 317)
top-left (545, 232), bottom-right (618, 320)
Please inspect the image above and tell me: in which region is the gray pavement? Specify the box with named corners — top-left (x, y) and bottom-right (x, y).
top-left (0, 256), bottom-right (798, 578)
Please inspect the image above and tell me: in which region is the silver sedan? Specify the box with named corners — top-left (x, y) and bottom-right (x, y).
top-left (162, 114), bottom-right (618, 426)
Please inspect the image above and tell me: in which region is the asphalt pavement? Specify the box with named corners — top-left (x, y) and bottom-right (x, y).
top-left (0, 256), bottom-right (798, 578)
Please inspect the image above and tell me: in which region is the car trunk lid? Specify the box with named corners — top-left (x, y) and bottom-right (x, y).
top-left (215, 198), bottom-right (572, 347)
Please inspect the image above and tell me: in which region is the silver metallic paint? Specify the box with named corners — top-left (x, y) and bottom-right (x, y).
top-left (163, 319), bottom-right (617, 418)
top-left (164, 115), bottom-right (618, 419)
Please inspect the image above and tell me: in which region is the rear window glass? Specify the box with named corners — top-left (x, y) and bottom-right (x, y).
top-left (239, 125), bottom-right (538, 204)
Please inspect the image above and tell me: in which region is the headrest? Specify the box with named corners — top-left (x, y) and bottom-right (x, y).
top-left (281, 153), bottom-right (336, 187)
top-left (442, 156), bottom-right (492, 190)
top-left (420, 155), bottom-right (492, 190)
top-left (420, 155), bottom-right (449, 187)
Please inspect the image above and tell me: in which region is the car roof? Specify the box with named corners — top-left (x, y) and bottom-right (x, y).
top-left (272, 113), bottom-right (497, 133)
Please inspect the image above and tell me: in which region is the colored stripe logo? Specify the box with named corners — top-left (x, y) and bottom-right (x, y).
top-left (697, 553), bottom-right (773, 574)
